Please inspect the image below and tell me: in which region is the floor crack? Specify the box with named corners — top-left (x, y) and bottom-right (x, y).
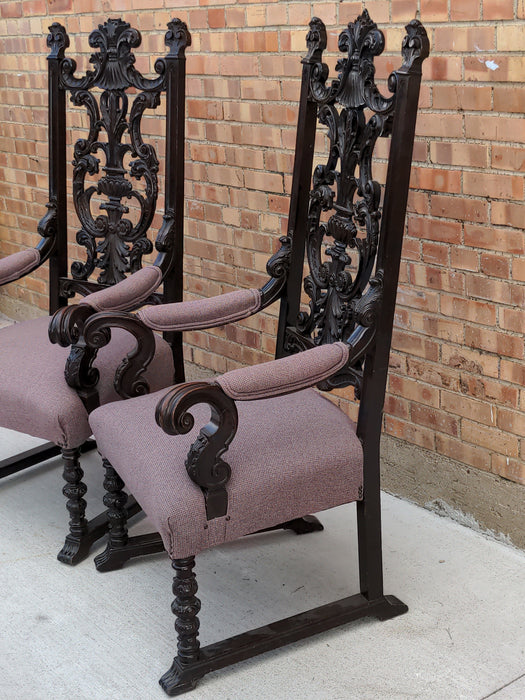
top-left (481, 672), bottom-right (525, 699)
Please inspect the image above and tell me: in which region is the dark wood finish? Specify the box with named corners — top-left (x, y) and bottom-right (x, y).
top-left (95, 531), bottom-right (165, 572)
top-left (160, 557), bottom-right (201, 695)
top-left (156, 382), bottom-right (238, 520)
top-left (0, 439), bottom-right (96, 481)
top-left (0, 443), bottom-right (61, 479)
top-left (57, 446), bottom-right (88, 564)
top-left (42, 23), bottom-right (68, 314)
top-left (255, 515), bottom-right (324, 536)
top-left (153, 13), bottom-right (428, 694)
top-left (82, 12), bottom-right (428, 693)
top-left (59, 491), bottom-right (142, 566)
top-left (158, 21), bottom-right (191, 384)
top-left (161, 576), bottom-right (407, 696)
top-left (93, 513), bottom-right (323, 573)
top-left (101, 458), bottom-right (128, 550)
top-left (50, 17), bottom-right (190, 379)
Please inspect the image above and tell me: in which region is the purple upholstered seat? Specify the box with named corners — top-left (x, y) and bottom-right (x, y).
top-left (0, 316), bottom-right (174, 448)
top-left (89, 387), bottom-right (363, 559)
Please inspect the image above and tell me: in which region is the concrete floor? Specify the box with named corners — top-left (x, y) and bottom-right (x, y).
top-left (1, 427), bottom-right (524, 700)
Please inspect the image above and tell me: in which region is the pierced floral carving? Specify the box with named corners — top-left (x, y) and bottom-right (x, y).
top-left (293, 12), bottom-right (397, 355)
top-left (285, 12), bottom-right (429, 394)
top-left (52, 19), bottom-right (189, 285)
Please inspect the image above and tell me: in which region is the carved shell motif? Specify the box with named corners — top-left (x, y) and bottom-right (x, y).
top-left (295, 10), bottom-right (397, 351)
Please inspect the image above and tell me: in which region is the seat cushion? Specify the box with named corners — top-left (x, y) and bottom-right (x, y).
top-left (0, 316), bottom-right (175, 448)
top-left (89, 387), bottom-right (363, 559)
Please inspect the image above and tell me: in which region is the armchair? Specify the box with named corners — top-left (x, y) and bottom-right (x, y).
top-left (86, 11), bottom-right (429, 695)
top-left (0, 17), bottom-right (191, 564)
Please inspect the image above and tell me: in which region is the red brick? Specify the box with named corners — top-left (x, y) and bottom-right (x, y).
top-left (433, 26), bottom-right (494, 52)
top-left (412, 404), bottom-right (459, 437)
top-left (451, 0), bottom-right (480, 20)
top-left (440, 295), bottom-right (496, 326)
top-left (436, 435), bottom-right (491, 471)
top-left (384, 415), bottom-right (435, 451)
top-left (480, 253), bottom-right (511, 279)
top-left (493, 87), bottom-right (525, 115)
top-left (464, 225), bottom-right (524, 254)
top-left (465, 115), bottom-right (525, 144)
top-left (411, 311), bottom-right (464, 343)
top-left (492, 146), bottom-right (525, 173)
top-left (465, 326), bottom-right (524, 360)
top-left (416, 113), bottom-right (463, 140)
top-left (408, 216), bottom-right (462, 244)
top-left (208, 8), bottom-right (225, 28)
top-left (464, 56), bottom-right (525, 84)
top-left (431, 141), bottom-right (488, 169)
top-left (491, 455), bottom-right (525, 486)
top-left (450, 247), bottom-right (479, 272)
top-left (484, 0), bottom-right (514, 20)
top-left (463, 172), bottom-right (524, 201)
top-left (430, 195), bottom-right (489, 224)
top-left (411, 167), bottom-right (461, 194)
top-left (500, 308), bottom-right (525, 334)
top-left (420, 0), bottom-right (448, 21)
top-left (491, 202), bottom-right (525, 230)
top-left (463, 421), bottom-right (519, 458)
top-left (406, 358), bottom-right (460, 391)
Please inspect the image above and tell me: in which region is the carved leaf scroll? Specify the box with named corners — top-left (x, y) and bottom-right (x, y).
top-left (285, 12), bottom-right (428, 394)
top-left (53, 18), bottom-right (189, 285)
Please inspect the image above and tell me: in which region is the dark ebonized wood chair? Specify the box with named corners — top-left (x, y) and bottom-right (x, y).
top-left (74, 11), bottom-right (428, 694)
top-left (0, 17), bottom-right (191, 565)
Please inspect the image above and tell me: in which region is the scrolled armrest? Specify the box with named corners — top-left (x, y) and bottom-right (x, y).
top-left (137, 288), bottom-right (261, 332)
top-left (215, 342), bottom-right (350, 401)
top-left (156, 381), bottom-right (238, 519)
top-left (79, 265), bottom-right (163, 312)
top-left (49, 265), bottom-right (163, 349)
top-left (50, 307), bottom-right (156, 412)
top-left (0, 248), bottom-right (41, 286)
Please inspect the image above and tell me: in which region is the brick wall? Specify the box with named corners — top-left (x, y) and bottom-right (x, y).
top-left (0, 2), bottom-right (524, 495)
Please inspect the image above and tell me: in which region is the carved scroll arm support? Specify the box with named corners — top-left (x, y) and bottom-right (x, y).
top-left (156, 382), bottom-right (238, 520)
top-left (50, 308), bottom-right (156, 413)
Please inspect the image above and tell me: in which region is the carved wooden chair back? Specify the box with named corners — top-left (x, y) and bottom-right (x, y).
top-left (42, 18), bottom-right (190, 375)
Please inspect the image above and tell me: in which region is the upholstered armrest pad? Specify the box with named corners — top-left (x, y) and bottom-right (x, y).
top-left (79, 265), bottom-right (163, 312)
top-left (216, 342), bottom-right (349, 401)
top-left (0, 248), bottom-right (40, 286)
top-left (137, 288), bottom-right (262, 332)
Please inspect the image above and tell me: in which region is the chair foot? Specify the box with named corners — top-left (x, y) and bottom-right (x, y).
top-left (57, 533), bottom-right (92, 565)
top-left (284, 514), bottom-right (324, 534)
top-left (160, 557), bottom-right (202, 695)
top-left (159, 660), bottom-right (201, 696)
top-left (255, 514), bottom-right (324, 536)
top-left (58, 494), bottom-right (142, 567)
top-left (57, 508), bottom-right (109, 565)
top-left (374, 594), bottom-right (408, 620)
top-left (95, 532), bottom-right (165, 572)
